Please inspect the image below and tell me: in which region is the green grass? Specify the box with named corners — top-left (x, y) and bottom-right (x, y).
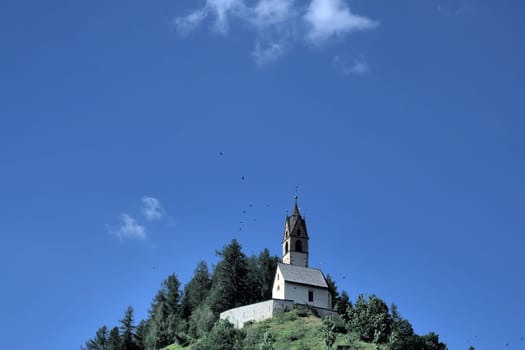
top-left (162, 308), bottom-right (380, 350)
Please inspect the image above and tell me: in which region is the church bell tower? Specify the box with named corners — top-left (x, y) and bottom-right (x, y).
top-left (282, 196), bottom-right (309, 267)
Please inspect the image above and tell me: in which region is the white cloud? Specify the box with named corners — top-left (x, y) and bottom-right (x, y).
top-left (333, 55), bottom-right (369, 75)
top-left (141, 196), bottom-right (163, 221)
top-left (304, 0), bottom-right (379, 44)
top-left (173, 0), bottom-right (378, 65)
top-left (109, 214), bottom-right (147, 240)
top-left (252, 40), bottom-right (286, 66)
top-left (252, 0), bottom-right (295, 28)
top-left (173, 8), bottom-right (208, 35)
top-left (175, 0), bottom-right (246, 34)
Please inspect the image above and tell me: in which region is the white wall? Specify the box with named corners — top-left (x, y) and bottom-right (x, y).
top-left (283, 282), bottom-right (331, 309)
top-left (271, 269), bottom-right (285, 299)
top-left (220, 299), bottom-right (294, 328)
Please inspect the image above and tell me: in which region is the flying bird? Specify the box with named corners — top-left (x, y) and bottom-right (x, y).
top-left (241, 176), bottom-right (245, 180)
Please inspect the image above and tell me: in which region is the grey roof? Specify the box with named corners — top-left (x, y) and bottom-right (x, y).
top-left (277, 263), bottom-right (328, 288)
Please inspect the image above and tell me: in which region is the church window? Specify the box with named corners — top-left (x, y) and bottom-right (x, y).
top-left (285, 242), bottom-right (289, 253)
top-left (297, 229), bottom-right (301, 236)
top-left (308, 291), bottom-right (314, 302)
top-left (295, 240), bottom-right (303, 252)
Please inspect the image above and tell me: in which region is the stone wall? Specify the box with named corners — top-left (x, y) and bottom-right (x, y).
top-left (219, 299), bottom-right (339, 328)
top-left (219, 299), bottom-right (294, 328)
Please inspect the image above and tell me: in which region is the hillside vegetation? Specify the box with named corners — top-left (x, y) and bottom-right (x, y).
top-left (162, 308), bottom-right (378, 350)
top-left (82, 239), bottom-right (447, 350)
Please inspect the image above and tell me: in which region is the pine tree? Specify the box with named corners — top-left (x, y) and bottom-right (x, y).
top-left (334, 290), bottom-right (352, 322)
top-left (209, 239), bottom-right (251, 313)
top-left (145, 274), bottom-right (183, 350)
top-left (120, 306), bottom-right (137, 350)
top-left (82, 325), bottom-right (108, 350)
top-left (256, 248), bottom-right (280, 300)
top-left (107, 327), bottom-right (121, 350)
top-left (135, 320), bottom-right (147, 350)
top-left (182, 261), bottom-right (212, 319)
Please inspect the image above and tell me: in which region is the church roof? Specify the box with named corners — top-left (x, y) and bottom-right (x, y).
top-left (277, 263), bottom-right (328, 288)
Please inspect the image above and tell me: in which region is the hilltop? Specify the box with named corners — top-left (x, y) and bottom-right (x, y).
top-left (162, 308), bottom-right (377, 350)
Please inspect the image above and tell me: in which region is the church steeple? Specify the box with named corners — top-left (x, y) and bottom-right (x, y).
top-left (282, 196), bottom-right (309, 267)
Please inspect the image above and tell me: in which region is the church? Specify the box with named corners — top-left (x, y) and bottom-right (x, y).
top-left (220, 197), bottom-right (337, 328)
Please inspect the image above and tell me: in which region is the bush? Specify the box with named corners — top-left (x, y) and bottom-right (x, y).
top-left (192, 319), bottom-right (245, 350)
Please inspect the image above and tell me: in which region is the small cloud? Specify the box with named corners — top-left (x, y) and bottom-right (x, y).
top-left (304, 0), bottom-right (379, 44)
top-left (251, 0), bottom-right (295, 28)
top-left (333, 55), bottom-right (369, 75)
top-left (174, 0), bottom-right (247, 35)
top-left (141, 196), bottom-right (163, 221)
top-left (173, 8), bottom-right (209, 35)
top-left (108, 214), bottom-right (147, 240)
top-left (252, 40), bottom-right (287, 66)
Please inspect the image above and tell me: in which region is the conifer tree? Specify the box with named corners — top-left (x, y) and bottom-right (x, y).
top-left (256, 248), bottom-right (280, 300)
top-left (325, 274), bottom-right (339, 309)
top-left (134, 320), bottom-right (147, 350)
top-left (182, 261), bottom-right (212, 318)
top-left (209, 239), bottom-right (251, 313)
top-left (120, 306), bottom-right (137, 350)
top-left (107, 327), bottom-right (121, 350)
top-left (82, 325), bottom-right (108, 350)
top-left (334, 290), bottom-right (352, 322)
top-left (145, 274), bottom-right (183, 350)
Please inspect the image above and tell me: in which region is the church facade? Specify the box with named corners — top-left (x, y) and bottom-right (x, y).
top-left (220, 198), bottom-right (337, 328)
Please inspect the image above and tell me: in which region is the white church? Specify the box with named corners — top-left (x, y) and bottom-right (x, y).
top-left (220, 197), bottom-right (338, 328)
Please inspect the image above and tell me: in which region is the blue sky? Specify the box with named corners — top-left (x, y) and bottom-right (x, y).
top-left (1, 0), bottom-right (524, 349)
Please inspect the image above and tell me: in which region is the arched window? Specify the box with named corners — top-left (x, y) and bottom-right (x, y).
top-left (295, 240), bottom-right (303, 252)
top-left (285, 242), bottom-right (289, 253)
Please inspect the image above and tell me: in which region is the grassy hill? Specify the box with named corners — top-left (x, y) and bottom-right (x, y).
top-left (161, 308), bottom-right (378, 350)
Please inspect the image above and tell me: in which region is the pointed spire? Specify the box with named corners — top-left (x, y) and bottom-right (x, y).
top-left (292, 195), bottom-right (300, 216)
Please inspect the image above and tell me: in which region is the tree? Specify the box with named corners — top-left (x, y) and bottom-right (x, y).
top-left (182, 261), bottom-right (212, 319)
top-left (209, 239), bottom-right (251, 313)
top-left (188, 303), bottom-right (216, 339)
top-left (325, 274), bottom-right (339, 309)
top-left (322, 317), bottom-right (337, 349)
top-left (120, 306), bottom-right (138, 350)
top-left (416, 332), bottom-right (447, 350)
top-left (107, 327), bottom-right (121, 350)
top-left (82, 325), bottom-right (108, 350)
top-left (134, 320), bottom-right (147, 350)
top-left (388, 303), bottom-right (415, 350)
top-left (334, 290), bottom-right (352, 322)
top-left (347, 294), bottom-right (392, 343)
top-left (192, 319), bottom-right (245, 350)
top-left (256, 248), bottom-right (280, 300)
top-left (145, 274), bottom-right (183, 350)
